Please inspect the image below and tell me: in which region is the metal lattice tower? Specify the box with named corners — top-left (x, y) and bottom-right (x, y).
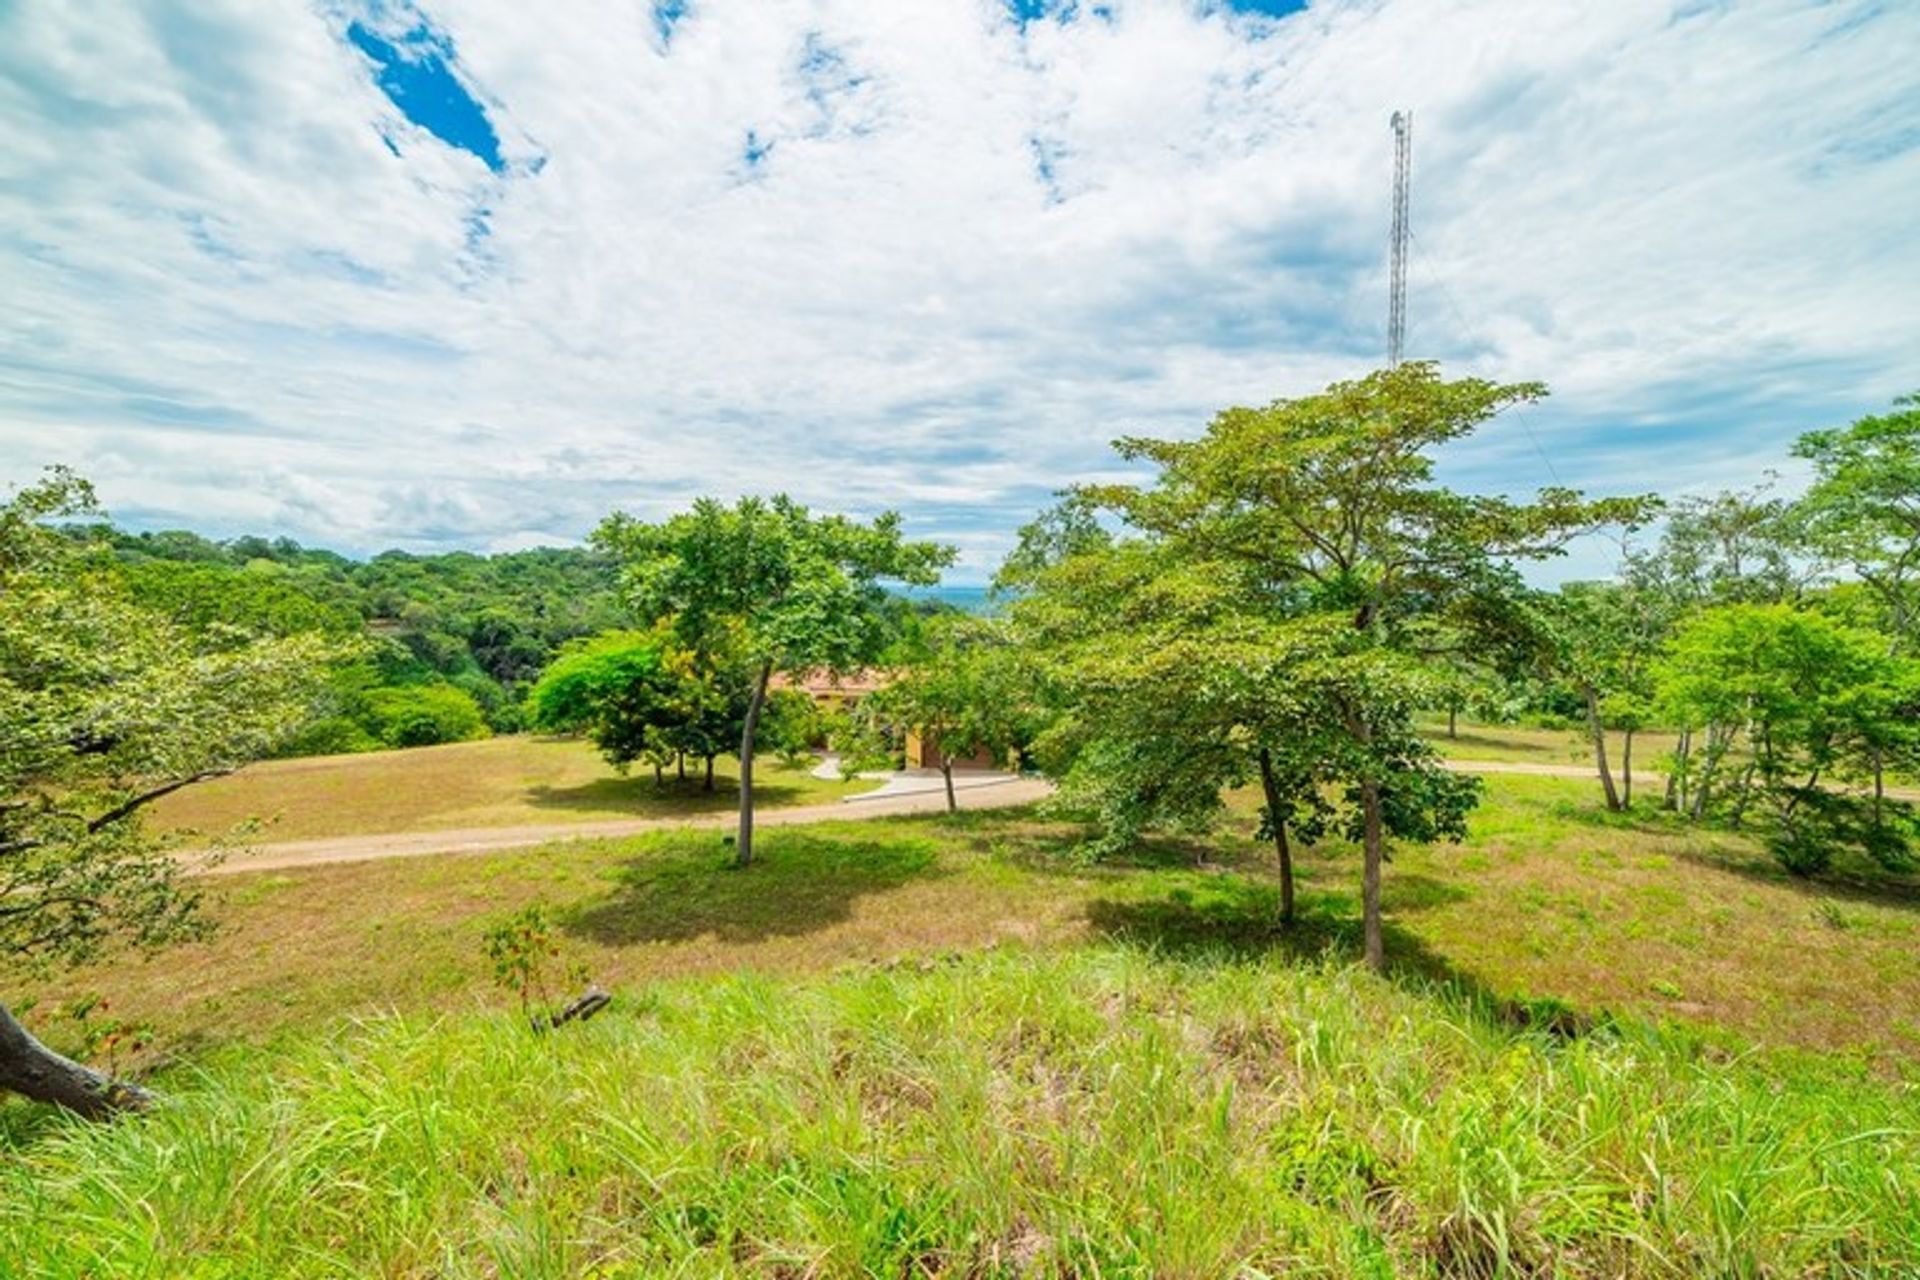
top-left (1387, 110), bottom-right (1412, 367)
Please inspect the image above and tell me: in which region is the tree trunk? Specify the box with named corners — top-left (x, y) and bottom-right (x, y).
top-left (1446, 705), bottom-right (1458, 739)
top-left (704, 754), bottom-right (715, 793)
top-left (1874, 744), bottom-right (1886, 829)
top-left (677, 753), bottom-right (686, 782)
top-left (1728, 761), bottom-right (1760, 830)
top-left (1691, 726), bottom-right (1729, 821)
top-left (1256, 747), bottom-right (1296, 925)
top-left (1667, 728), bottom-right (1689, 812)
top-left (0, 1001), bottom-right (149, 1119)
top-left (653, 760), bottom-right (663, 787)
top-left (1361, 777), bottom-right (1386, 973)
top-left (941, 755), bottom-right (957, 814)
top-left (735, 659), bottom-right (774, 869)
top-left (1621, 727), bottom-right (1635, 810)
top-left (1585, 684), bottom-right (1621, 812)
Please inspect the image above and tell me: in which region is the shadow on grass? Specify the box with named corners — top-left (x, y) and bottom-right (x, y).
top-left (1084, 879), bottom-right (1599, 1037)
top-left (1666, 841), bottom-right (1920, 914)
top-left (561, 828), bottom-right (949, 946)
top-left (1526, 786), bottom-right (1920, 914)
top-left (1084, 872), bottom-right (1468, 961)
top-left (904, 806), bottom-right (1262, 874)
top-left (524, 777), bottom-right (821, 817)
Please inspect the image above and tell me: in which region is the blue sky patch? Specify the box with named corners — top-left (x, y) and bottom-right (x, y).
top-left (653, 0), bottom-right (691, 46)
top-left (742, 129), bottom-right (774, 171)
top-left (347, 19), bottom-right (504, 173)
top-left (1029, 136), bottom-right (1066, 203)
top-left (1006, 1), bottom-right (1076, 31)
top-left (1220, 0), bottom-right (1310, 16)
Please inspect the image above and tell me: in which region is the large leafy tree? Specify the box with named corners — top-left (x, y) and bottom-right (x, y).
top-left (872, 617), bottom-right (1033, 812)
top-left (1014, 539), bottom-right (1475, 927)
top-left (1792, 392), bottom-right (1920, 815)
top-left (593, 497), bottom-right (951, 866)
top-left (1, 470), bottom-right (346, 1116)
top-left (1795, 393), bottom-right (1920, 639)
top-left (1653, 603), bottom-right (1917, 874)
top-left (1078, 364), bottom-right (1648, 970)
top-left (527, 630), bottom-right (757, 791)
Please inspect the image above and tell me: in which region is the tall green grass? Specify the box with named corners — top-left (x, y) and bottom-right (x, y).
top-left (4, 947), bottom-right (1916, 1278)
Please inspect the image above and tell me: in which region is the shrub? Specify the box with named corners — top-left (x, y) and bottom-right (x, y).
top-left (359, 684), bottom-right (491, 749)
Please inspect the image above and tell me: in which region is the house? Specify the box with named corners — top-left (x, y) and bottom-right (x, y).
top-left (774, 668), bottom-right (1003, 771)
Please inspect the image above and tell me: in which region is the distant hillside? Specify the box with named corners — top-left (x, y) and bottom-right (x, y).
top-left (62, 523), bottom-right (985, 755)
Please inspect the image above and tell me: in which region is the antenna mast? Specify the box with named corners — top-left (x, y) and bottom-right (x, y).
top-left (1387, 110), bottom-right (1412, 367)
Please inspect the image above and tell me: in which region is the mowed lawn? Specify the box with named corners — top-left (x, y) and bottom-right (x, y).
top-left (36, 774), bottom-right (1920, 1067)
top-left (148, 734), bottom-right (874, 843)
top-left (1421, 719), bottom-right (1682, 771)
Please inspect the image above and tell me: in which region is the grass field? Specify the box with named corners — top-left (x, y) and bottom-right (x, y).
top-left (1420, 720), bottom-right (1681, 771)
top-left (11, 773), bottom-right (1920, 1275)
top-left (148, 735), bottom-right (873, 843)
top-left (28, 775), bottom-right (1920, 1062)
top-left (148, 725), bottom-right (1649, 851)
top-left (7, 948), bottom-right (1917, 1278)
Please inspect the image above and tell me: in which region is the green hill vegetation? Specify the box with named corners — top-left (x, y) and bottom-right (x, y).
top-left (9, 375), bottom-right (1920, 1276)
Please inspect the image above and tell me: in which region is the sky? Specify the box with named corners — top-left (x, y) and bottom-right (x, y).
top-left (3, 0), bottom-right (1917, 581)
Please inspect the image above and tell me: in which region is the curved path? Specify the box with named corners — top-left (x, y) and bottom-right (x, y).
top-left (197, 776), bottom-right (1056, 876)
top-left (201, 757), bottom-right (1912, 877)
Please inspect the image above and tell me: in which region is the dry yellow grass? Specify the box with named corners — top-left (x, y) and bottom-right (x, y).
top-left (31, 776), bottom-right (1920, 1074)
top-left (149, 735), bottom-right (871, 843)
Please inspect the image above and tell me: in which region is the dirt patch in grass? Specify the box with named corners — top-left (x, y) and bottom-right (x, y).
top-left (22, 776), bottom-right (1920, 1073)
top-left (147, 735), bottom-right (871, 842)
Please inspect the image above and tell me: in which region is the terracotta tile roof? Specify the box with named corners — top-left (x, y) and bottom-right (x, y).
top-left (771, 668), bottom-right (893, 698)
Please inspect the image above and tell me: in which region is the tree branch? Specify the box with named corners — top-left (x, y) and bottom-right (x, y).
top-left (87, 771), bottom-right (230, 834)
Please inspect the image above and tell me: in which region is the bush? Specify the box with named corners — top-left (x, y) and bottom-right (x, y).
top-left (359, 684), bottom-right (491, 749)
top-left (277, 716), bottom-right (380, 758)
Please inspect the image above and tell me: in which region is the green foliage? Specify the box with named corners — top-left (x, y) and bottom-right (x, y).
top-left (1654, 603), bottom-right (1918, 873)
top-left (73, 526), bottom-right (633, 747)
top-left (1018, 365), bottom-right (1648, 957)
top-left (593, 495), bottom-right (952, 861)
top-left (1794, 391), bottom-right (1920, 643)
top-left (1652, 485), bottom-right (1809, 606)
top-left (481, 906), bottom-right (582, 1028)
top-left (358, 684), bottom-right (491, 750)
top-left (0, 469), bottom-right (354, 972)
top-left (526, 632), bottom-right (666, 736)
top-left (594, 495), bottom-right (953, 678)
top-left (526, 632), bottom-right (760, 784)
top-left (871, 617), bottom-right (1033, 784)
top-left (760, 688), bottom-right (828, 767)
top-left (4, 949), bottom-right (1916, 1276)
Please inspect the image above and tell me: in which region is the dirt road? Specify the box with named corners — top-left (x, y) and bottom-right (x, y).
top-left (206, 757), bottom-right (1910, 877)
top-left (198, 776), bottom-right (1057, 876)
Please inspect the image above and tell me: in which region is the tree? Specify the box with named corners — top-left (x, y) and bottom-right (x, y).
top-left (873, 618), bottom-right (1032, 812)
top-left (1, 469), bottom-right (345, 1116)
top-left (528, 631), bottom-right (753, 790)
top-left (1535, 576), bottom-right (1672, 811)
top-left (1079, 364), bottom-right (1648, 970)
top-left (592, 497), bottom-right (951, 866)
top-left (1655, 485), bottom-right (1811, 607)
top-left (1792, 392), bottom-right (1920, 819)
top-left (1652, 603), bottom-right (1916, 874)
top-left (359, 683), bottom-right (491, 748)
top-left (1010, 522), bottom-right (1477, 927)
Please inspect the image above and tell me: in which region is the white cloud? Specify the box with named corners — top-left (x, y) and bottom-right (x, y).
top-left (2, 0), bottom-right (1916, 579)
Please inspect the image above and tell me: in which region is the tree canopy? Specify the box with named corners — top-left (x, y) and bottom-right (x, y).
top-left (1, 469), bottom-right (348, 1115)
top-left (593, 496), bottom-right (952, 865)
